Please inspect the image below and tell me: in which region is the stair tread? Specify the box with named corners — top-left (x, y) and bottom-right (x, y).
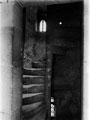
top-left (23, 77), bottom-right (45, 85)
top-left (22, 94), bottom-right (44, 105)
top-left (23, 84), bottom-right (43, 88)
top-left (22, 102), bottom-right (42, 112)
top-left (22, 93), bottom-right (43, 98)
top-left (33, 61), bottom-right (46, 63)
top-left (23, 68), bottom-right (46, 76)
top-left (32, 61), bottom-right (46, 68)
top-left (23, 103), bottom-right (46, 119)
top-left (23, 75), bottom-right (45, 77)
top-left (30, 107), bottom-right (46, 120)
top-left (23, 86), bottom-right (44, 94)
top-left (23, 68), bottom-right (45, 70)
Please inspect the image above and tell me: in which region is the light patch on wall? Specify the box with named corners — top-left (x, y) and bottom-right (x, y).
top-left (39, 20), bottom-right (47, 32)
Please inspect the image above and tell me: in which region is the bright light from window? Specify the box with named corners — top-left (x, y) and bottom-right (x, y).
top-left (51, 104), bottom-right (55, 117)
top-left (51, 97), bottom-right (54, 102)
top-left (51, 97), bottom-right (55, 117)
top-left (59, 21), bottom-right (62, 25)
top-left (39, 20), bottom-right (47, 32)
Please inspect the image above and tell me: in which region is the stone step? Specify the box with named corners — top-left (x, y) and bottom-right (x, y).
top-left (23, 86), bottom-right (44, 94)
top-left (23, 103), bottom-right (46, 120)
top-left (29, 106), bottom-right (46, 120)
top-left (38, 110), bottom-right (46, 120)
top-left (23, 84), bottom-right (43, 88)
top-left (23, 68), bottom-right (46, 76)
top-left (22, 94), bottom-right (44, 105)
top-left (22, 101), bottom-right (42, 113)
top-left (23, 75), bottom-right (45, 85)
top-left (32, 61), bottom-right (46, 68)
top-left (22, 93), bottom-right (43, 99)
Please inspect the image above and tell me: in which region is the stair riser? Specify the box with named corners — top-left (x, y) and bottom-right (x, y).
top-left (22, 59), bottom-right (46, 120)
top-left (22, 102), bottom-right (42, 113)
top-left (23, 104), bottom-right (46, 119)
top-left (23, 86), bottom-right (44, 94)
top-left (23, 77), bottom-right (45, 85)
top-left (22, 94), bottom-right (44, 105)
top-left (32, 62), bottom-right (46, 68)
top-left (23, 69), bottom-right (46, 76)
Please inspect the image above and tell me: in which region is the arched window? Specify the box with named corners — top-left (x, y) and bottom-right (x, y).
top-left (39, 20), bottom-right (47, 32)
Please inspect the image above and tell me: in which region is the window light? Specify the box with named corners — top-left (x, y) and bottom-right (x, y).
top-left (39, 20), bottom-right (47, 32)
top-left (51, 97), bottom-right (56, 117)
top-left (59, 21), bottom-right (62, 25)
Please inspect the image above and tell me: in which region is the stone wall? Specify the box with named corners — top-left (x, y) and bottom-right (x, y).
top-left (47, 3), bottom-right (83, 119)
top-left (52, 47), bottom-right (81, 119)
top-left (23, 6), bottom-right (46, 68)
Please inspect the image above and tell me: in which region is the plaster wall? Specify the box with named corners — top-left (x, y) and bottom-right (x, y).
top-left (0, 1), bottom-right (23, 120)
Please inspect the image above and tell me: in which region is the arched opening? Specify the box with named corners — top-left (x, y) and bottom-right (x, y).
top-left (39, 20), bottom-right (47, 32)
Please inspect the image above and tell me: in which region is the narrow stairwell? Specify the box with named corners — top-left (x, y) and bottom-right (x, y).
top-left (22, 61), bottom-right (47, 120)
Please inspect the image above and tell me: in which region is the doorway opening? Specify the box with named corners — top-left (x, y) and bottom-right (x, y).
top-left (22, 1), bottom-right (83, 120)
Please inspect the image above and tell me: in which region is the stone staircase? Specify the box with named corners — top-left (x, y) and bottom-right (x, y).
top-left (22, 61), bottom-right (47, 120)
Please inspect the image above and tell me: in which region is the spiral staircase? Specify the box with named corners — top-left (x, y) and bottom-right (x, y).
top-left (22, 61), bottom-right (48, 120)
